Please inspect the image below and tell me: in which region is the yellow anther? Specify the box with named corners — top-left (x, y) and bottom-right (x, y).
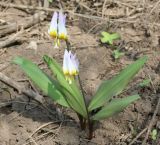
top-left (49, 30), bottom-right (57, 38)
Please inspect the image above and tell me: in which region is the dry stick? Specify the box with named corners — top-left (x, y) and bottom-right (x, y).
top-left (0, 2), bottom-right (58, 12)
top-left (0, 1), bottom-right (159, 27)
top-left (0, 11), bottom-right (46, 37)
top-left (129, 128), bottom-right (147, 145)
top-left (149, 0), bottom-right (160, 14)
top-left (0, 63), bottom-right (10, 71)
top-left (0, 72), bottom-right (59, 118)
top-left (1, 71), bottom-right (60, 117)
top-left (25, 120), bottom-right (72, 145)
top-left (0, 72), bottom-right (44, 103)
top-left (142, 94), bottom-right (160, 145)
top-left (78, 2), bottom-right (99, 14)
top-left (0, 2), bottom-right (107, 21)
top-left (0, 1), bottom-right (157, 26)
top-left (102, 0), bottom-right (107, 18)
top-left (0, 30), bottom-right (24, 48)
top-left (0, 102), bottom-right (12, 108)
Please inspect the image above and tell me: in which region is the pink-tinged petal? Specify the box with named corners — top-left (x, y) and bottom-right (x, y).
top-left (48, 12), bottom-right (58, 38)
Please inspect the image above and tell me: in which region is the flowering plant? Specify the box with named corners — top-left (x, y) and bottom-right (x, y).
top-left (13, 12), bottom-right (147, 139)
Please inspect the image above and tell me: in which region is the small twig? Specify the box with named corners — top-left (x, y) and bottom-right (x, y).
top-left (142, 94), bottom-right (160, 145)
top-left (24, 121), bottom-right (64, 145)
top-left (0, 63), bottom-right (10, 72)
top-left (0, 2), bottom-right (106, 21)
top-left (0, 10), bottom-right (46, 37)
top-left (149, 0), bottom-right (160, 14)
top-left (73, 44), bottom-right (99, 50)
top-left (0, 72), bottom-right (44, 103)
top-left (115, 1), bottom-right (136, 9)
top-left (25, 120), bottom-right (73, 144)
top-left (0, 72), bottom-right (67, 121)
top-left (0, 102), bottom-right (12, 108)
top-left (0, 2), bottom-right (58, 13)
top-left (0, 48), bottom-right (6, 55)
top-left (102, 0), bottom-right (107, 18)
top-left (0, 30), bottom-right (24, 48)
top-left (78, 2), bottom-right (99, 14)
top-left (129, 128), bottom-right (147, 145)
top-left (30, 121), bottom-right (59, 138)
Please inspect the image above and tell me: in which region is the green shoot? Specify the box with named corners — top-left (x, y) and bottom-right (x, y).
top-left (139, 79), bottom-right (151, 87)
top-left (100, 31), bottom-right (121, 45)
top-left (113, 49), bottom-right (125, 59)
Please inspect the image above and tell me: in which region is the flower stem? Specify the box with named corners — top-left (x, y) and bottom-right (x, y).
top-left (88, 121), bottom-right (94, 139)
top-left (65, 39), bottom-right (71, 51)
top-left (77, 113), bottom-right (86, 130)
top-left (65, 39), bottom-right (93, 139)
top-left (78, 75), bottom-right (93, 139)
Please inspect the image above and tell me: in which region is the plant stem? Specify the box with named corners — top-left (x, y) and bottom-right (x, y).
top-left (77, 113), bottom-right (86, 130)
top-left (65, 39), bottom-right (71, 51)
top-left (88, 121), bottom-right (94, 140)
top-left (65, 39), bottom-right (93, 139)
top-left (78, 75), bottom-right (93, 139)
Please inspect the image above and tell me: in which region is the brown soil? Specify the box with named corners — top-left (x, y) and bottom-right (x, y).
top-left (0, 0), bottom-right (160, 145)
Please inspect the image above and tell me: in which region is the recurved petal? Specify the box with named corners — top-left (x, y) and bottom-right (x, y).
top-left (63, 49), bottom-right (69, 74)
top-left (58, 12), bottom-right (67, 40)
top-left (48, 12), bottom-right (58, 38)
top-left (70, 53), bottom-right (79, 72)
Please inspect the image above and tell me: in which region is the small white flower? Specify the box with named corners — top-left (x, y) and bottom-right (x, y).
top-left (63, 49), bottom-right (79, 84)
top-left (58, 12), bottom-right (67, 40)
top-left (48, 12), bottom-right (58, 38)
top-left (48, 12), bottom-right (68, 48)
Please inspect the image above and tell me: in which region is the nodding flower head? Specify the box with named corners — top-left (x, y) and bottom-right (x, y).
top-left (63, 49), bottom-right (79, 84)
top-left (48, 11), bottom-right (67, 48)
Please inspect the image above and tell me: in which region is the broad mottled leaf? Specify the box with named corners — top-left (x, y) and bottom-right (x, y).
top-left (88, 56), bottom-right (147, 111)
top-left (43, 55), bottom-right (87, 118)
top-left (13, 56), bottom-right (69, 107)
top-left (91, 95), bottom-right (140, 120)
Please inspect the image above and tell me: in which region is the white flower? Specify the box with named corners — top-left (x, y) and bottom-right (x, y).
top-left (58, 12), bottom-right (67, 40)
top-left (63, 49), bottom-right (79, 84)
top-left (48, 12), bottom-right (68, 48)
top-left (48, 12), bottom-right (58, 38)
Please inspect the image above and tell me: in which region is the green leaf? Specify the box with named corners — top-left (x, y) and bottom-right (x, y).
top-left (43, 55), bottom-right (88, 118)
top-left (139, 79), bottom-right (151, 87)
top-left (91, 95), bottom-right (140, 120)
top-left (88, 56), bottom-right (147, 111)
top-left (151, 129), bottom-right (157, 140)
top-left (48, 0), bottom-right (53, 3)
top-left (113, 49), bottom-right (124, 59)
top-left (100, 32), bottom-right (120, 45)
top-left (13, 56), bottom-right (69, 107)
